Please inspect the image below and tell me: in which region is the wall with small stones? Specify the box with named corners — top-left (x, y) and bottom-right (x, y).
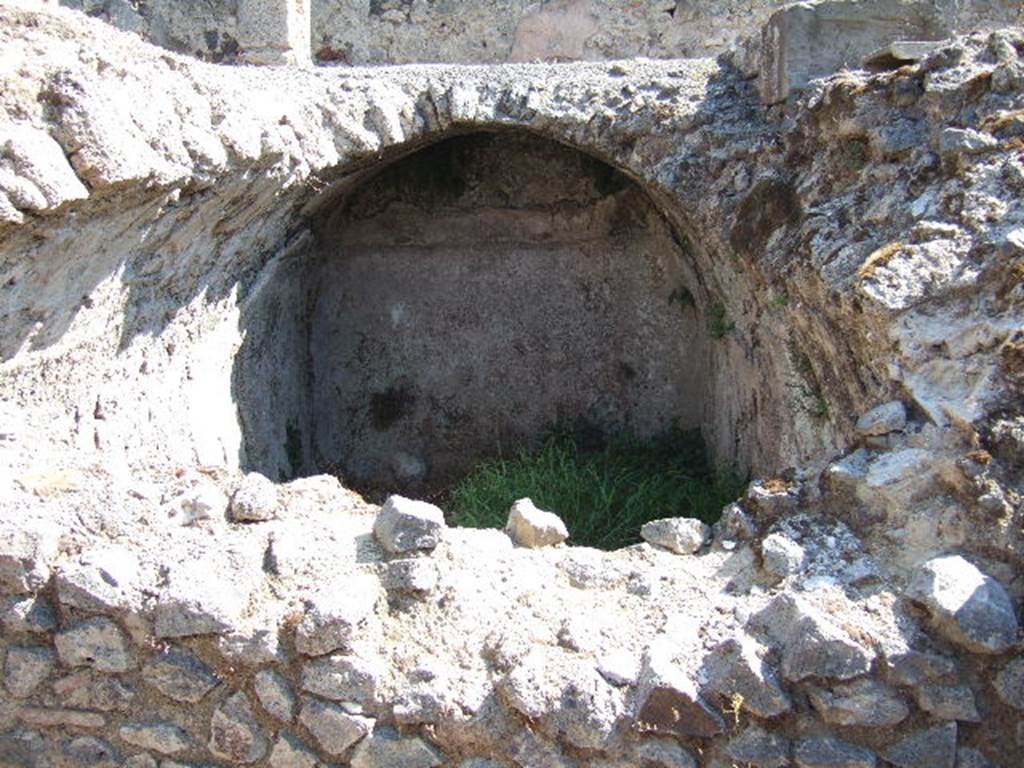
top-left (2, 5), bottom-right (1024, 768)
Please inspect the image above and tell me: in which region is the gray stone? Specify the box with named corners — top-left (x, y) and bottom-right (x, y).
top-left (0, 729), bottom-right (47, 768)
top-left (380, 558), bottom-right (437, 596)
top-left (883, 650), bottom-right (957, 687)
top-left (633, 738), bottom-right (697, 768)
top-left (63, 735), bottom-right (119, 768)
top-left (505, 498), bottom-right (568, 548)
top-left (254, 668), bottom-right (295, 722)
top-left (55, 672), bottom-right (135, 712)
top-left (636, 647), bottom-right (724, 739)
top-left (350, 728), bottom-right (442, 768)
top-left (268, 733), bottom-right (319, 768)
top-left (55, 618), bottom-right (133, 673)
top-left (725, 727), bottom-right (790, 768)
top-left (153, 557), bottom-right (248, 638)
top-left (939, 128), bottom-right (998, 158)
top-left (955, 747), bottom-right (997, 768)
top-left (373, 495), bottom-right (447, 554)
top-left (0, 522), bottom-right (60, 594)
top-left (794, 736), bottom-right (876, 768)
top-left (702, 635), bottom-right (792, 718)
top-left (751, 594), bottom-right (874, 682)
top-left (228, 472), bottom-right (279, 522)
top-left (18, 707), bottom-right (106, 729)
top-left (864, 40), bottom-right (943, 66)
top-left (994, 656), bottom-right (1024, 710)
top-left (1, 595), bottom-right (56, 634)
top-left (744, 480), bottom-right (799, 519)
top-left (641, 517), bottom-right (709, 555)
top-left (499, 646), bottom-right (624, 750)
top-left (122, 754), bottom-right (157, 768)
top-left (294, 574), bottom-right (379, 656)
top-left (298, 697), bottom-right (373, 757)
top-left (141, 647), bottom-right (219, 703)
top-left (760, 532), bottom-right (805, 578)
top-left (208, 691), bottom-right (267, 764)
top-left (913, 683), bottom-right (979, 721)
top-left (238, 0), bottom-right (311, 65)
top-left (118, 723), bottom-right (190, 756)
top-left (301, 654), bottom-right (382, 706)
top-left (883, 722), bottom-right (957, 768)
top-left (906, 555), bottom-right (1018, 654)
top-left (4, 646), bottom-right (55, 698)
top-left (759, 0), bottom-right (944, 104)
top-left (808, 678), bottom-right (908, 727)
top-left (55, 545), bottom-right (147, 613)
top-left (855, 401), bottom-right (907, 436)
top-left (714, 503), bottom-right (757, 541)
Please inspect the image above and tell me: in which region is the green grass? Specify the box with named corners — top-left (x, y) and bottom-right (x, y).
top-left (447, 428), bottom-right (744, 551)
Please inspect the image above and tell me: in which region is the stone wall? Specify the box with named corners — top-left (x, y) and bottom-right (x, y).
top-left (2, 4), bottom-right (1024, 767)
top-left (52, 0), bottom-right (1024, 66)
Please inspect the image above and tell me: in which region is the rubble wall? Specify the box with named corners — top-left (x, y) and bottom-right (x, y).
top-left (1, 4), bottom-right (1024, 768)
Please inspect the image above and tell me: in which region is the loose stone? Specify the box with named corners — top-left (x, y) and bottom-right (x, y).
top-left (640, 517), bottom-right (709, 555)
top-left (373, 495), bottom-right (447, 554)
top-left (141, 646), bottom-right (219, 703)
top-left (55, 617), bottom-right (133, 673)
top-left (883, 650), bottom-right (957, 687)
top-left (760, 532), bottom-right (805, 578)
top-left (380, 558), bottom-right (437, 595)
top-left (254, 668), bottom-right (296, 722)
top-left (208, 691), bottom-right (268, 763)
top-left (228, 472), bottom-right (279, 522)
top-left (505, 498), bottom-right (569, 548)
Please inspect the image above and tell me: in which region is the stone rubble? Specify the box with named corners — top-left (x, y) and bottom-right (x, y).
top-left (640, 517), bottom-right (710, 555)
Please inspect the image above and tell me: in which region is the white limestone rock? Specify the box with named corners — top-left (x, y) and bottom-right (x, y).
top-left (505, 498), bottom-right (568, 548)
top-left (294, 574), bottom-right (379, 656)
top-left (373, 495), bottom-right (447, 554)
top-left (228, 472), bottom-right (280, 522)
top-left (641, 517), bottom-right (709, 555)
top-left (760, 532), bottom-right (805, 578)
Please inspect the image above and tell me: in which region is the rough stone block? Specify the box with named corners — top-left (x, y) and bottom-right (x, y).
top-left (759, 0), bottom-right (945, 104)
top-left (254, 668), bottom-right (296, 722)
top-left (238, 0), bottom-right (311, 65)
top-left (506, 498), bottom-right (569, 548)
top-left (55, 618), bottom-right (134, 674)
top-left (141, 647), bottom-right (220, 704)
top-left (209, 691), bottom-right (268, 763)
top-left (641, 517), bottom-right (709, 555)
top-left (906, 555), bottom-right (1018, 654)
top-left (373, 496), bottom-right (447, 555)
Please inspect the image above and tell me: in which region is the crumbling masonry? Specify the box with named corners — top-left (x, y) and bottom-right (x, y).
top-left (2, 2), bottom-right (1024, 767)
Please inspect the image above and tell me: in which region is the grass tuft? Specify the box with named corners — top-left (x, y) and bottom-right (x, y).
top-left (447, 428), bottom-right (744, 551)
